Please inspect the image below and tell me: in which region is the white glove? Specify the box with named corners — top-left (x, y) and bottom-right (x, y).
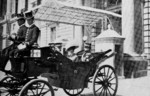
top-left (17, 42), bottom-right (27, 50)
top-left (10, 33), bottom-right (16, 39)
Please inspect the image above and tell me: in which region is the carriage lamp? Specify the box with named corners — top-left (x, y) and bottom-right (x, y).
top-left (30, 49), bottom-right (41, 58)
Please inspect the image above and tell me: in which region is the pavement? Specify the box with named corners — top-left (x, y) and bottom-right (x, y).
top-left (1, 70), bottom-right (150, 96)
top-left (1, 60), bottom-right (150, 96)
top-left (80, 76), bottom-right (150, 96)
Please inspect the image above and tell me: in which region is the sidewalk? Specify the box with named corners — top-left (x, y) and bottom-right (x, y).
top-left (80, 76), bottom-right (150, 96)
top-left (117, 76), bottom-right (150, 96)
top-left (1, 70), bottom-right (150, 96)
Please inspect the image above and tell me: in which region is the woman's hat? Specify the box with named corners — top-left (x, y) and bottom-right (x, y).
top-left (65, 40), bottom-right (79, 51)
top-left (25, 11), bottom-right (34, 19)
top-left (16, 13), bottom-right (25, 20)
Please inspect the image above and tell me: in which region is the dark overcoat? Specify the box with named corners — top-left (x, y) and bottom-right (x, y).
top-left (25, 24), bottom-right (40, 47)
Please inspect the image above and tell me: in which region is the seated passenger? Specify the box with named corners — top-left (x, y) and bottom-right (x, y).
top-left (66, 46), bottom-right (79, 62)
top-left (81, 43), bottom-right (92, 62)
top-left (53, 38), bottom-right (68, 54)
top-left (65, 41), bottom-right (79, 62)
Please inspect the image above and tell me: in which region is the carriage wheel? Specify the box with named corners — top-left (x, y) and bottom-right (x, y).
top-left (0, 76), bottom-right (20, 96)
top-left (63, 87), bottom-right (84, 96)
top-left (19, 79), bottom-right (54, 96)
top-left (93, 65), bottom-right (118, 96)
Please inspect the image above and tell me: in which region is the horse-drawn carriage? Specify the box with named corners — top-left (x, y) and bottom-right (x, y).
top-left (0, 44), bottom-right (118, 96)
top-left (0, 0), bottom-right (121, 96)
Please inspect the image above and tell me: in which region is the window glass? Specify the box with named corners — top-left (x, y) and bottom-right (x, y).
top-left (144, 14), bottom-right (148, 18)
top-left (144, 48), bottom-right (149, 53)
top-left (144, 37), bottom-right (149, 42)
top-left (144, 25), bottom-right (149, 30)
top-left (144, 31), bottom-right (149, 36)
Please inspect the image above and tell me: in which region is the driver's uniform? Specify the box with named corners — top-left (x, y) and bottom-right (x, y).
top-left (10, 24), bottom-right (40, 72)
top-left (0, 24), bottom-right (27, 71)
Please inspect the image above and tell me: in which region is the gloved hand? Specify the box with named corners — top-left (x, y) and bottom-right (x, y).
top-left (17, 42), bottom-right (27, 50)
top-left (9, 33), bottom-right (16, 40)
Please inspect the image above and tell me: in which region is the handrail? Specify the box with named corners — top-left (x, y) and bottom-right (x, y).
top-left (96, 51), bottom-right (116, 67)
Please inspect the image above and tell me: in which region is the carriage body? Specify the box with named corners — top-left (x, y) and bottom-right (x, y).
top-left (0, 44), bottom-right (118, 96)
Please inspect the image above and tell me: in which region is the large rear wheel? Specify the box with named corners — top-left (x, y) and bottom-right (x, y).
top-left (93, 65), bottom-right (118, 96)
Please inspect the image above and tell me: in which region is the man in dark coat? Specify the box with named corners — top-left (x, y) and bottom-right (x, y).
top-left (9, 11), bottom-right (40, 72)
top-left (24, 11), bottom-right (40, 48)
top-left (12, 11), bottom-right (40, 56)
top-left (0, 13), bottom-right (27, 71)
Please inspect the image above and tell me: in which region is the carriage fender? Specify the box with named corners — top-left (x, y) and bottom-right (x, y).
top-left (41, 73), bottom-right (59, 79)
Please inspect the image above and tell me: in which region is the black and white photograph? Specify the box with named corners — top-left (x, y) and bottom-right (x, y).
top-left (0, 0), bottom-right (149, 96)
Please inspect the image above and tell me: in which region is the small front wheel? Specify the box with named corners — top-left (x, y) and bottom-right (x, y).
top-left (63, 88), bottom-right (84, 96)
top-left (19, 79), bottom-right (54, 96)
top-left (0, 76), bottom-right (21, 96)
top-left (93, 65), bottom-right (118, 96)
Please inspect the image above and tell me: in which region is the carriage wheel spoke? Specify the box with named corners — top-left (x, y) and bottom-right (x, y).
top-left (107, 87), bottom-right (112, 96)
top-left (69, 90), bottom-right (71, 92)
top-left (96, 86), bottom-right (103, 92)
top-left (108, 71), bottom-right (113, 79)
top-left (31, 89), bottom-right (36, 95)
top-left (106, 89), bottom-right (108, 96)
top-left (41, 90), bottom-right (50, 95)
top-left (97, 77), bottom-right (102, 81)
top-left (104, 67), bottom-right (106, 79)
top-left (108, 85), bottom-right (115, 91)
top-left (39, 84), bottom-right (45, 94)
top-left (36, 83), bottom-right (39, 95)
top-left (103, 89), bottom-right (106, 96)
top-left (108, 77), bottom-right (116, 82)
top-left (99, 87), bottom-right (104, 96)
top-left (99, 71), bottom-right (105, 80)
top-left (107, 67), bottom-right (110, 78)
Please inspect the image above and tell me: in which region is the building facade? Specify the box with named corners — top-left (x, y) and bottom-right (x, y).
top-left (144, 0), bottom-right (150, 56)
top-left (0, 0), bottom-right (148, 77)
top-left (0, 0), bottom-right (145, 55)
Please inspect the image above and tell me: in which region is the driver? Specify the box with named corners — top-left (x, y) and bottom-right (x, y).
top-left (9, 11), bottom-right (40, 73)
top-left (0, 13), bottom-right (27, 72)
top-left (11, 11), bottom-right (40, 57)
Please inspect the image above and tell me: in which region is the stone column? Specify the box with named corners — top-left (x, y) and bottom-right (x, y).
top-left (122, 0), bottom-right (143, 56)
top-left (122, 0), bottom-right (137, 56)
top-left (74, 0), bottom-right (83, 52)
top-left (122, 0), bottom-right (148, 78)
